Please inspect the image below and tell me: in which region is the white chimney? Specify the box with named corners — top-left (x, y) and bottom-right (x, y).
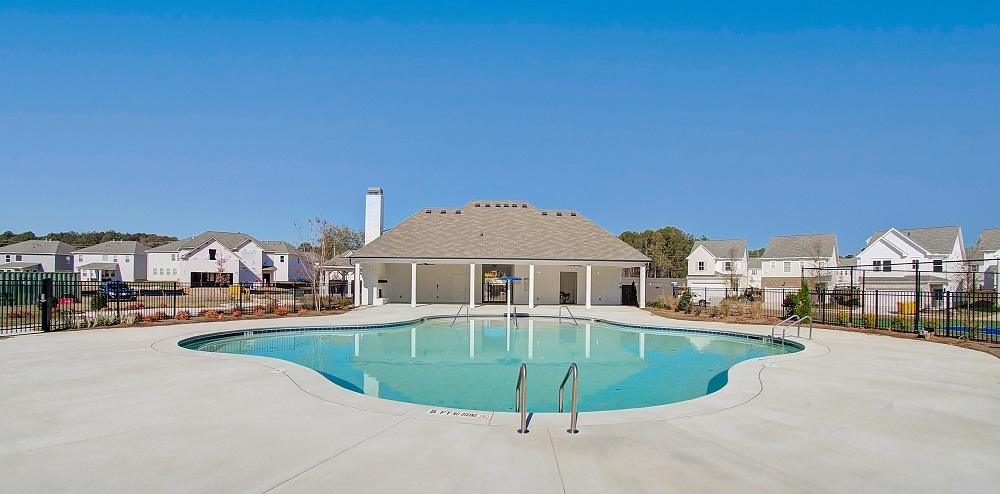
top-left (365, 187), bottom-right (384, 245)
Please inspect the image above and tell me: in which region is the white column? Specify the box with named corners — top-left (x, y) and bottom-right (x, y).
top-left (410, 262), bottom-right (417, 307)
top-left (639, 265), bottom-right (647, 308)
top-left (469, 263), bottom-right (476, 308)
top-left (528, 264), bottom-right (535, 309)
top-left (353, 264), bottom-right (362, 307)
top-left (585, 265), bottom-right (592, 309)
top-left (469, 319), bottom-right (475, 359)
top-left (411, 327), bottom-right (416, 358)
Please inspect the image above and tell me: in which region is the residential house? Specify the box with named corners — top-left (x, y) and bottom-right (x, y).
top-left (973, 228), bottom-right (1000, 291)
top-left (73, 240), bottom-right (149, 282)
top-left (854, 226), bottom-right (965, 297)
top-left (759, 233), bottom-right (839, 289)
top-left (746, 258), bottom-right (762, 289)
top-left (146, 231), bottom-right (308, 285)
top-left (0, 239), bottom-right (75, 272)
top-left (832, 257), bottom-right (863, 288)
top-left (349, 189), bottom-right (651, 307)
top-left (685, 239), bottom-right (749, 297)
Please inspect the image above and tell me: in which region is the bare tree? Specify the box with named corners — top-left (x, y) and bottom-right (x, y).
top-left (803, 238), bottom-right (832, 292)
top-left (214, 251), bottom-right (230, 286)
top-left (294, 218), bottom-right (365, 310)
top-left (952, 240), bottom-right (983, 293)
top-left (723, 246), bottom-right (743, 298)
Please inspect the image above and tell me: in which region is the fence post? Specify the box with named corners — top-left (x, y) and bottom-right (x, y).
top-left (41, 278), bottom-right (53, 332)
top-left (172, 282), bottom-right (178, 316)
top-left (292, 285), bottom-right (297, 312)
top-left (945, 291), bottom-right (951, 337)
top-left (874, 290), bottom-right (879, 329)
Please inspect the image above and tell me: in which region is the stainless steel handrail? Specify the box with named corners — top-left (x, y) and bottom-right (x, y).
top-left (450, 305), bottom-right (470, 326)
top-left (509, 305), bottom-right (519, 329)
top-left (770, 315), bottom-right (799, 346)
top-left (795, 316), bottom-right (813, 340)
top-left (558, 363), bottom-right (579, 434)
top-left (515, 363), bottom-right (528, 434)
top-left (559, 305), bottom-right (581, 327)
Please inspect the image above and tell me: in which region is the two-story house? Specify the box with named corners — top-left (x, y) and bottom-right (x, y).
top-left (759, 233), bottom-right (839, 289)
top-left (73, 240), bottom-right (149, 282)
top-left (973, 228), bottom-right (1000, 291)
top-left (0, 239), bottom-right (75, 272)
top-left (855, 226), bottom-right (965, 297)
top-left (685, 239), bottom-right (749, 299)
top-left (146, 231), bottom-right (308, 285)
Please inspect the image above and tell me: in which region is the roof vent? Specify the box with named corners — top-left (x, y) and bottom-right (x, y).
top-left (503, 203), bottom-right (509, 207)
top-left (485, 203), bottom-right (490, 207)
top-left (541, 211), bottom-right (548, 216)
top-left (570, 212), bottom-right (577, 216)
top-left (455, 210), bottom-right (462, 214)
top-left (556, 212), bottom-right (563, 216)
top-left (440, 210), bottom-right (447, 214)
top-left (522, 203), bottom-right (528, 208)
top-left (475, 203), bottom-right (480, 207)
top-left (495, 203), bottom-right (500, 208)
top-left (425, 209), bottom-right (432, 213)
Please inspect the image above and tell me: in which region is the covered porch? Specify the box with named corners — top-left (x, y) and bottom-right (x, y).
top-left (352, 259), bottom-right (648, 309)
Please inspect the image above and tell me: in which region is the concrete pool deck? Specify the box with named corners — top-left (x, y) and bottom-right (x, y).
top-left (1, 305), bottom-right (998, 493)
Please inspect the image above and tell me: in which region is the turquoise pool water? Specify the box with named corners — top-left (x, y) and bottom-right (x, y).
top-left (181, 318), bottom-right (800, 412)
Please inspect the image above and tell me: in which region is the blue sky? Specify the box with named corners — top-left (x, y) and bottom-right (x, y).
top-left (1, 2), bottom-right (998, 253)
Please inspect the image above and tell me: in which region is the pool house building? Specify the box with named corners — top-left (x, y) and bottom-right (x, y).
top-left (349, 189), bottom-right (651, 308)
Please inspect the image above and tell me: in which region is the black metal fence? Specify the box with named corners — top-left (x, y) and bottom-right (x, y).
top-left (667, 286), bottom-right (1000, 344)
top-left (0, 279), bottom-right (338, 334)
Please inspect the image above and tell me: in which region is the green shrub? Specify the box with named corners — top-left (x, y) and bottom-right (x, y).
top-left (678, 289), bottom-right (693, 312)
top-left (837, 311), bottom-right (850, 325)
top-left (795, 280), bottom-right (812, 319)
top-left (90, 293), bottom-right (108, 311)
top-left (862, 313), bottom-right (876, 328)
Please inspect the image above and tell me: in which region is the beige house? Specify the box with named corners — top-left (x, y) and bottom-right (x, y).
top-left (349, 192), bottom-right (651, 308)
top-left (685, 239), bottom-right (749, 298)
top-left (759, 233), bottom-right (839, 289)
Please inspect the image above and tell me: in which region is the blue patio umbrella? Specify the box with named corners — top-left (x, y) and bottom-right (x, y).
top-left (495, 276), bottom-right (522, 315)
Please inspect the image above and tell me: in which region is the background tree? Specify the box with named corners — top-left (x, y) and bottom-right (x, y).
top-left (0, 230), bottom-right (178, 248)
top-left (795, 279), bottom-right (813, 318)
top-left (748, 247), bottom-right (765, 258)
top-left (294, 217), bottom-right (364, 309)
top-left (619, 227), bottom-right (702, 278)
top-left (803, 238), bottom-right (832, 292)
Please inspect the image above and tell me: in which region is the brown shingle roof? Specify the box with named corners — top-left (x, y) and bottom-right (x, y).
top-left (73, 240), bottom-right (149, 255)
top-left (351, 201), bottom-right (649, 263)
top-left (0, 239), bottom-right (76, 255)
top-left (690, 239), bottom-right (747, 259)
top-left (866, 226), bottom-right (961, 256)
top-left (978, 228), bottom-right (1000, 252)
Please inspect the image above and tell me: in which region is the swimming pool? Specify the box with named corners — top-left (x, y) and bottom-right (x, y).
top-left (181, 317), bottom-right (801, 412)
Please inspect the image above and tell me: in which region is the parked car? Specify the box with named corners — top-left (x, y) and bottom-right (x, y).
top-left (97, 281), bottom-right (136, 301)
top-left (690, 291), bottom-right (709, 307)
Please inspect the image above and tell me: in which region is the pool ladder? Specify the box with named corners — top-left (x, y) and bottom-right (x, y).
top-left (450, 305), bottom-right (470, 326)
top-left (770, 315), bottom-right (813, 346)
top-left (515, 362), bottom-right (580, 435)
top-left (559, 305), bottom-right (581, 327)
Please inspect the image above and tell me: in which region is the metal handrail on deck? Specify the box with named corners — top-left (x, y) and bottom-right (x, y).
top-left (450, 305), bottom-right (470, 326)
top-left (770, 315), bottom-right (814, 345)
top-left (559, 305), bottom-right (581, 327)
top-left (508, 305), bottom-right (519, 329)
top-left (515, 363), bottom-right (528, 434)
top-left (558, 363), bottom-right (580, 434)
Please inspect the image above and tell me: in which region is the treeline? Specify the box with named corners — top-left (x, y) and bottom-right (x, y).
top-left (619, 227), bottom-right (706, 278)
top-left (0, 230), bottom-right (178, 248)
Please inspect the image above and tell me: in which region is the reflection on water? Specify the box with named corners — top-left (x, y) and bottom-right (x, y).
top-left (188, 318), bottom-right (797, 412)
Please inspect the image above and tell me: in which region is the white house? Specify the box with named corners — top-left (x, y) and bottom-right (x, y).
top-left (832, 257), bottom-right (863, 288)
top-left (746, 258), bottom-right (762, 289)
top-left (73, 240), bottom-right (149, 282)
top-left (0, 239), bottom-right (75, 273)
top-left (147, 231), bottom-right (308, 285)
top-left (349, 189), bottom-right (651, 308)
top-left (685, 239), bottom-right (749, 296)
top-left (972, 228), bottom-right (1000, 291)
top-left (855, 226), bottom-right (965, 295)
top-left (759, 233), bottom-right (839, 289)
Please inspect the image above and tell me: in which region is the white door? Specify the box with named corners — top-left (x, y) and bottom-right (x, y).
top-left (452, 274), bottom-right (467, 303)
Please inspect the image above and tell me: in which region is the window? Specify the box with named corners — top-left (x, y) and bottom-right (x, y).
top-left (819, 261), bottom-right (826, 268)
top-left (102, 254), bottom-right (108, 261)
top-left (783, 261), bottom-right (791, 273)
top-left (125, 256), bottom-right (129, 263)
top-left (874, 260), bottom-right (892, 272)
top-left (697, 261), bottom-right (705, 271)
top-left (280, 255), bottom-right (285, 263)
top-left (170, 254), bottom-right (177, 261)
top-left (4, 255), bottom-right (9, 263)
top-left (172, 268), bottom-right (177, 275)
top-left (78, 255), bottom-right (83, 262)
top-left (113, 256), bottom-right (118, 262)
top-left (724, 261), bottom-right (732, 271)
top-left (912, 260), bottom-right (919, 270)
top-left (209, 249), bottom-right (217, 261)
top-left (770, 262), bottom-right (775, 269)
top-left (15, 255), bottom-right (22, 261)
top-left (933, 260), bottom-right (943, 272)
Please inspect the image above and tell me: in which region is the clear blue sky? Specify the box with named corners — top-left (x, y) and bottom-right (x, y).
top-left (2, 2), bottom-right (998, 253)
